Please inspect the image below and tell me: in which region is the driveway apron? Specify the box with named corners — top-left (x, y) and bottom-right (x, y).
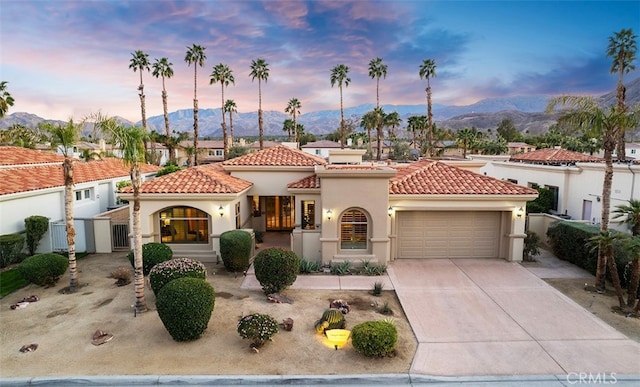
top-left (387, 259), bottom-right (640, 377)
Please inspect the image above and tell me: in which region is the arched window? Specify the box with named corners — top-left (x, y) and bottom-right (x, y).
top-left (159, 207), bottom-right (209, 243)
top-left (340, 209), bottom-right (368, 250)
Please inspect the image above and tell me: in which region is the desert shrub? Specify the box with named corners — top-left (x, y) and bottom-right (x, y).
top-left (219, 230), bottom-right (252, 273)
top-left (24, 215), bottom-right (49, 256)
top-left (371, 281), bottom-right (384, 296)
top-left (127, 242), bottom-right (173, 275)
top-left (237, 313), bottom-right (279, 348)
top-left (156, 277), bottom-right (215, 342)
top-left (17, 253), bottom-right (68, 286)
top-left (523, 231), bottom-right (541, 262)
top-left (362, 260), bottom-right (387, 276)
top-left (351, 320), bottom-right (398, 358)
top-left (330, 261), bottom-right (351, 275)
top-left (298, 258), bottom-right (321, 274)
top-left (314, 309), bottom-right (346, 334)
top-left (149, 258), bottom-right (207, 295)
top-left (109, 267), bottom-right (132, 286)
top-left (253, 247), bottom-right (300, 294)
top-left (0, 234), bottom-right (25, 268)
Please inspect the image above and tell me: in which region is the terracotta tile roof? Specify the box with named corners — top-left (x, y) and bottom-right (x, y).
top-left (288, 174), bottom-right (320, 189)
top-left (509, 148), bottom-right (603, 164)
top-left (390, 160), bottom-right (538, 195)
top-left (0, 158), bottom-right (161, 196)
top-left (129, 163), bottom-right (252, 194)
top-left (301, 140), bottom-right (341, 149)
top-left (223, 145), bottom-right (327, 167)
top-left (249, 141), bottom-right (280, 149)
top-left (0, 146), bottom-right (65, 166)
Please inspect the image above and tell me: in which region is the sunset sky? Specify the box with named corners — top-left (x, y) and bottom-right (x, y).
top-left (1, 0), bottom-right (638, 122)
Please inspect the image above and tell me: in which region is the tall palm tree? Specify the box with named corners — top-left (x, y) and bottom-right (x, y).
top-left (185, 44), bottom-right (207, 165)
top-left (224, 99), bottom-right (237, 143)
top-left (129, 51), bottom-right (150, 131)
top-left (547, 96), bottom-right (637, 290)
top-left (283, 118), bottom-right (295, 140)
top-left (456, 127), bottom-right (478, 158)
top-left (285, 98), bottom-right (302, 144)
top-left (249, 58), bottom-right (270, 150)
top-left (360, 110), bottom-right (377, 155)
top-left (210, 63), bottom-right (235, 159)
top-left (368, 57), bottom-right (387, 109)
top-left (606, 28), bottom-right (637, 161)
top-left (151, 57), bottom-right (175, 164)
top-left (384, 111), bottom-right (402, 141)
top-left (96, 117), bottom-right (148, 312)
top-left (330, 64), bottom-right (351, 149)
top-left (419, 59), bottom-right (437, 157)
top-left (43, 120), bottom-right (82, 292)
top-left (0, 81), bottom-right (15, 118)
top-left (613, 199), bottom-right (640, 309)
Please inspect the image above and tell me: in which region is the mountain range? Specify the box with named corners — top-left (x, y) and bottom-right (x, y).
top-left (2, 78), bottom-right (638, 138)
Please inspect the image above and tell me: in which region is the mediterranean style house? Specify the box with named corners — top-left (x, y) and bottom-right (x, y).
top-left (119, 145), bottom-right (537, 265)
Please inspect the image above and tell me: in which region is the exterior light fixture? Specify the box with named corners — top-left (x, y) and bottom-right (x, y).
top-left (326, 209), bottom-right (333, 221)
top-left (218, 206), bottom-right (224, 217)
top-left (516, 207), bottom-right (524, 218)
top-left (388, 206), bottom-right (393, 217)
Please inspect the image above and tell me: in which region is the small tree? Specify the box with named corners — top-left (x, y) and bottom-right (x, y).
top-left (24, 216), bottom-right (49, 256)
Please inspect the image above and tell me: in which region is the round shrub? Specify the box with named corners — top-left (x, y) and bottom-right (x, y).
top-left (17, 253), bottom-right (68, 286)
top-left (149, 258), bottom-right (207, 295)
top-left (0, 233), bottom-right (26, 268)
top-left (127, 242), bottom-right (173, 275)
top-left (220, 230), bottom-right (252, 273)
top-left (156, 277), bottom-right (215, 342)
top-left (237, 313), bottom-right (279, 348)
top-left (253, 247), bottom-right (300, 294)
top-left (351, 320), bottom-right (398, 358)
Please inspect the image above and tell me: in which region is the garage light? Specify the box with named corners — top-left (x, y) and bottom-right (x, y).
top-left (326, 209), bottom-right (333, 221)
top-left (388, 206), bottom-right (393, 217)
top-left (516, 207), bottom-right (524, 218)
top-left (218, 206), bottom-right (224, 217)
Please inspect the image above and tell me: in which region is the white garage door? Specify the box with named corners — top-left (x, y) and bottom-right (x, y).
top-left (397, 211), bottom-right (501, 259)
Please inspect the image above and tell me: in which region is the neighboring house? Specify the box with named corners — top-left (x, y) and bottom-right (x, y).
top-left (480, 147), bottom-right (639, 230)
top-left (177, 140), bottom-right (225, 165)
top-left (370, 140), bottom-right (394, 160)
top-left (0, 146), bottom-right (160, 252)
top-left (434, 140), bottom-right (463, 157)
top-left (145, 142), bottom-right (172, 166)
top-left (119, 145), bottom-right (537, 264)
top-left (56, 139), bottom-right (114, 159)
top-left (301, 140), bottom-right (342, 159)
top-left (612, 142), bottom-right (640, 160)
top-left (507, 142), bottom-right (536, 155)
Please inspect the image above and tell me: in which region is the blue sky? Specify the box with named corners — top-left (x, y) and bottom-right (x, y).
top-left (1, 0), bottom-right (638, 122)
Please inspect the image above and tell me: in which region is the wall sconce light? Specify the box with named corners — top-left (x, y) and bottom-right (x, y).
top-left (218, 206), bottom-right (224, 217)
top-left (326, 209), bottom-right (333, 221)
top-left (388, 206), bottom-right (393, 217)
top-left (516, 207), bottom-right (524, 218)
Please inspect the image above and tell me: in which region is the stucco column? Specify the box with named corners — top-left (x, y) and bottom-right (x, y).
top-left (506, 207), bottom-right (527, 261)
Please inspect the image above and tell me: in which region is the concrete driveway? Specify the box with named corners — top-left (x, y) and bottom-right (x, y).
top-left (387, 259), bottom-right (640, 378)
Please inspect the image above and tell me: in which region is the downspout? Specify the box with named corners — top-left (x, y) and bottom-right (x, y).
top-left (629, 163), bottom-right (637, 200)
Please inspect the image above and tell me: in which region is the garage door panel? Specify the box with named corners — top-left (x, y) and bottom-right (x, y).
top-left (397, 211), bottom-right (500, 259)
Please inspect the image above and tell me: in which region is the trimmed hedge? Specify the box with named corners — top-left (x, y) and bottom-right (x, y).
top-left (253, 247), bottom-right (300, 294)
top-left (17, 253), bottom-right (68, 286)
top-left (0, 234), bottom-right (25, 268)
top-left (219, 230), bottom-right (252, 273)
top-left (351, 320), bottom-right (398, 357)
top-left (149, 258), bottom-right (207, 295)
top-left (127, 242), bottom-right (173, 275)
top-left (156, 277), bottom-right (215, 342)
top-left (24, 215), bottom-right (49, 256)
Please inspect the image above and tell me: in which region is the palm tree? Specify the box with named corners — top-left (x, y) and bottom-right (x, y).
top-left (224, 99), bottom-right (237, 143)
top-left (0, 81), bottom-right (15, 118)
top-left (285, 98), bottom-right (302, 144)
top-left (96, 117), bottom-right (148, 312)
top-left (283, 118), bottom-right (295, 140)
top-left (249, 58), bottom-right (269, 150)
top-left (384, 112), bottom-right (402, 142)
top-left (185, 44), bottom-right (207, 165)
top-left (456, 127), bottom-right (478, 158)
top-left (151, 57), bottom-right (175, 164)
top-left (368, 57), bottom-right (387, 109)
top-left (588, 231), bottom-right (625, 307)
top-left (330, 64), bottom-right (351, 149)
top-left (613, 199), bottom-right (640, 309)
top-left (419, 59), bottom-right (437, 157)
top-left (547, 96), bottom-right (637, 290)
top-left (606, 28), bottom-right (637, 161)
top-left (210, 63), bottom-right (235, 159)
top-left (360, 110), bottom-right (378, 154)
top-left (43, 120), bottom-right (82, 292)
top-left (129, 51), bottom-right (150, 131)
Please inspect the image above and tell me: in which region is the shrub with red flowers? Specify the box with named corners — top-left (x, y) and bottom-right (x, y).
top-left (149, 257), bottom-right (206, 295)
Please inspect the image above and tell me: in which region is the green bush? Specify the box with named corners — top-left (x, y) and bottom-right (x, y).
top-left (0, 234), bottom-right (25, 268)
top-left (237, 313), bottom-right (279, 348)
top-left (523, 231), bottom-right (541, 261)
top-left (127, 242), bottom-right (173, 275)
top-left (219, 230), bottom-right (252, 273)
top-left (149, 258), bottom-right (207, 295)
top-left (298, 258), bottom-right (321, 274)
top-left (17, 253), bottom-right (68, 286)
top-left (156, 277), bottom-right (215, 342)
top-left (155, 164), bottom-right (182, 177)
top-left (253, 247), bottom-right (300, 294)
top-left (24, 216), bottom-right (49, 256)
top-left (351, 320), bottom-right (398, 358)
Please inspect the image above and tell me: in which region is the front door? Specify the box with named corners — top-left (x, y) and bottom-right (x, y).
top-left (265, 196), bottom-right (294, 231)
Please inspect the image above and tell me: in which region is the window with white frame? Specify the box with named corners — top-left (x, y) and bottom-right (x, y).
top-left (75, 188), bottom-right (92, 201)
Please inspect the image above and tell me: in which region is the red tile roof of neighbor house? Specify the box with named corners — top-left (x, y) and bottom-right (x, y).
top-left (0, 146), bottom-right (66, 166)
top-left (223, 145), bottom-right (327, 167)
top-left (129, 163), bottom-right (252, 194)
top-left (288, 174), bottom-right (321, 189)
top-left (509, 148), bottom-right (603, 163)
top-left (389, 160), bottom-right (538, 195)
top-left (0, 158), bottom-right (161, 195)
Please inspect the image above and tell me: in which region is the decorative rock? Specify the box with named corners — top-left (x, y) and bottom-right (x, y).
top-left (282, 318), bottom-right (294, 331)
top-left (19, 344), bottom-right (38, 352)
top-left (330, 299), bottom-right (350, 314)
top-left (91, 330), bottom-right (114, 346)
top-left (267, 293), bottom-right (294, 304)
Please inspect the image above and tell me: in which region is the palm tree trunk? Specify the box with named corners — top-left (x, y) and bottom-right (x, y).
top-left (258, 81), bottom-right (264, 150)
top-left (606, 247), bottom-right (626, 308)
top-left (221, 86), bottom-right (227, 160)
top-left (229, 112), bottom-right (234, 142)
top-left (426, 84), bottom-right (434, 158)
top-left (193, 98), bottom-right (199, 166)
top-left (131, 165), bottom-right (147, 313)
top-left (596, 137), bottom-right (615, 289)
top-left (339, 86), bottom-right (345, 149)
top-left (293, 112), bottom-right (297, 144)
top-left (626, 258), bottom-right (639, 308)
top-left (161, 89), bottom-right (174, 164)
top-left (63, 157), bottom-right (77, 292)
top-left (616, 53), bottom-right (626, 161)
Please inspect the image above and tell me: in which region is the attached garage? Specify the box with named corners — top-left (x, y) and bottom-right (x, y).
top-left (397, 211), bottom-right (502, 259)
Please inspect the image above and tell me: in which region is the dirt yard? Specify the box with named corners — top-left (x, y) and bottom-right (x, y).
top-left (0, 253), bottom-right (417, 378)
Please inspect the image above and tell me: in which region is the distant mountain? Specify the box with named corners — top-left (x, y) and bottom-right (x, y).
top-left (3, 78), bottom-right (638, 137)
